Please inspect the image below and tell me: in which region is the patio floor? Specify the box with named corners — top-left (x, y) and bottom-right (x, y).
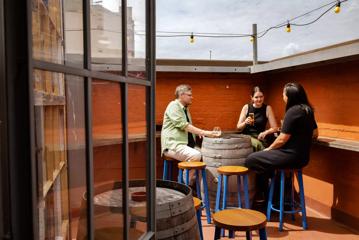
top-left (201, 207), bottom-right (359, 240)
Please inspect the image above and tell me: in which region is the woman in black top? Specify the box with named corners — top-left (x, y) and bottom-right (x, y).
top-left (245, 83), bottom-right (318, 196)
top-left (237, 86), bottom-right (278, 151)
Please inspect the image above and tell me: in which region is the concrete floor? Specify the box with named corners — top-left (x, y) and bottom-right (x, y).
top-left (201, 207), bottom-right (359, 240)
top-left (71, 207), bottom-right (359, 239)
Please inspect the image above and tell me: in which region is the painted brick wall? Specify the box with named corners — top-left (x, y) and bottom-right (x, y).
top-left (156, 72), bottom-right (266, 131)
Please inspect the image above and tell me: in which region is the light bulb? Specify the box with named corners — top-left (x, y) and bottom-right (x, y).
top-left (190, 33), bottom-right (194, 43)
top-left (334, 2), bottom-right (341, 13)
top-left (250, 36), bottom-right (254, 42)
top-left (286, 23), bottom-right (291, 33)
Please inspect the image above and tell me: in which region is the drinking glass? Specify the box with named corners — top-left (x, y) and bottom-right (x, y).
top-left (249, 113), bottom-right (255, 126)
top-left (213, 126), bottom-right (222, 137)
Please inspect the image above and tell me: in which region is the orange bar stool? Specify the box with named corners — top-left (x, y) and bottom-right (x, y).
top-left (178, 161), bottom-right (211, 223)
top-left (162, 156), bottom-right (177, 181)
top-left (193, 197), bottom-right (204, 240)
top-left (213, 208), bottom-right (267, 240)
top-left (267, 168), bottom-right (307, 231)
top-left (215, 166), bottom-right (250, 212)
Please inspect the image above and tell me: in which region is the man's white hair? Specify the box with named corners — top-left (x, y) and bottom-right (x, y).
top-left (175, 84), bottom-right (192, 98)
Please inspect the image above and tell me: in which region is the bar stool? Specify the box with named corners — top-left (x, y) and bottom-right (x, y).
top-left (193, 197), bottom-right (204, 240)
top-left (215, 166), bottom-right (250, 212)
top-left (213, 208), bottom-right (267, 240)
top-left (178, 161), bottom-right (211, 223)
top-left (267, 168), bottom-right (307, 231)
top-left (162, 156), bottom-right (177, 181)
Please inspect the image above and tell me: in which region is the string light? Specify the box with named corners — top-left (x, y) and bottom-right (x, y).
top-left (286, 22), bottom-right (291, 32)
top-left (190, 33), bottom-right (195, 43)
top-left (135, 0), bottom-right (347, 40)
top-left (334, 1), bottom-right (341, 13)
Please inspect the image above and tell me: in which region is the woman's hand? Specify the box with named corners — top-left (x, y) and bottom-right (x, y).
top-left (257, 131), bottom-right (267, 140)
top-left (244, 117), bottom-right (254, 126)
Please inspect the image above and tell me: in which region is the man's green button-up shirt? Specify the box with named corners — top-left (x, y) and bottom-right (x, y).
top-left (161, 99), bottom-right (195, 154)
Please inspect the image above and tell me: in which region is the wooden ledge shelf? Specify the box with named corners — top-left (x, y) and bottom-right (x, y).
top-left (315, 136), bottom-right (359, 152)
top-left (93, 131), bottom-right (161, 147)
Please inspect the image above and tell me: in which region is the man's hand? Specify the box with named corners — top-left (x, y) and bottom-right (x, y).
top-left (200, 130), bottom-right (221, 138)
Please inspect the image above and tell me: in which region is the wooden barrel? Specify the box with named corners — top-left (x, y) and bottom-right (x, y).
top-left (77, 180), bottom-right (199, 240)
top-left (202, 134), bottom-right (255, 209)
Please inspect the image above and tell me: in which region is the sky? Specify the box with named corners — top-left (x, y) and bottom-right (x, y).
top-left (101, 0), bottom-right (359, 61)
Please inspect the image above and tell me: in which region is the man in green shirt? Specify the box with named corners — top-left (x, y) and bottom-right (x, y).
top-left (161, 84), bottom-right (217, 164)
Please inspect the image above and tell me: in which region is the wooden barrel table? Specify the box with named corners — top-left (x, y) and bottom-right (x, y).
top-left (202, 134), bottom-right (256, 209)
top-left (77, 180), bottom-right (199, 240)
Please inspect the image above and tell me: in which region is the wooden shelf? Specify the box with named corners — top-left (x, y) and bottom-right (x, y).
top-left (315, 136), bottom-right (359, 152)
top-left (93, 132), bottom-right (161, 147)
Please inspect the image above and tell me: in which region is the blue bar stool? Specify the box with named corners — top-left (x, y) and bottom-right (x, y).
top-left (267, 169), bottom-right (307, 231)
top-left (162, 156), bottom-right (177, 181)
top-left (215, 166), bottom-right (250, 212)
top-left (193, 197), bottom-right (204, 240)
top-left (178, 161), bottom-right (211, 224)
top-left (213, 209), bottom-right (267, 240)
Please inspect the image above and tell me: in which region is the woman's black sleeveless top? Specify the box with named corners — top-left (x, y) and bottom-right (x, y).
top-left (242, 103), bottom-right (268, 137)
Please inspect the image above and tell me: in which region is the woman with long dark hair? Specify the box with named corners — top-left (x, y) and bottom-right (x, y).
top-left (245, 83), bottom-right (318, 198)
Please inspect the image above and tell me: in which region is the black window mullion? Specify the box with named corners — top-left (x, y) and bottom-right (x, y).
top-left (121, 0), bottom-right (129, 239)
top-left (121, 83), bottom-right (129, 240)
top-left (145, 0), bottom-right (156, 236)
top-left (32, 60), bottom-right (151, 86)
top-left (0, 0), bottom-right (11, 239)
top-left (83, 0), bottom-right (94, 240)
top-left (122, 0), bottom-right (128, 77)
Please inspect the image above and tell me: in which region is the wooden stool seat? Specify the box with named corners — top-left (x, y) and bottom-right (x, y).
top-left (217, 166), bottom-right (249, 175)
top-left (193, 197), bottom-right (202, 211)
top-left (213, 209), bottom-right (267, 239)
top-left (178, 161), bottom-right (206, 170)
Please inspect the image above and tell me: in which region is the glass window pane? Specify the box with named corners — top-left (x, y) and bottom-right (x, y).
top-left (32, 0), bottom-right (84, 66)
top-left (32, 0), bottom-right (64, 64)
top-left (65, 75), bottom-right (87, 240)
top-left (92, 79), bottom-right (124, 237)
top-left (90, 1), bottom-right (123, 73)
top-left (128, 84), bottom-right (147, 238)
top-left (64, 0), bottom-right (84, 67)
top-left (127, 0), bottom-right (146, 80)
top-left (33, 70), bottom-right (88, 239)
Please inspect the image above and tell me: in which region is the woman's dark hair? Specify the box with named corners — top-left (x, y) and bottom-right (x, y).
top-left (251, 86), bottom-right (263, 97)
top-left (284, 83), bottom-right (313, 113)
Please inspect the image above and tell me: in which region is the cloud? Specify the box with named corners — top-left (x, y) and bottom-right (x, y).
top-left (154, 0), bottom-right (359, 60)
top-left (282, 42), bottom-right (300, 57)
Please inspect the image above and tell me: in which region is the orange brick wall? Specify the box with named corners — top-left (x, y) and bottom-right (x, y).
top-left (156, 72), bottom-right (266, 131)
top-left (264, 60), bottom-right (359, 140)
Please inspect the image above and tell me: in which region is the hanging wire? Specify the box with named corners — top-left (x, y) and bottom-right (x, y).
top-left (257, 0), bottom-right (348, 38)
top-left (135, 0), bottom-right (347, 40)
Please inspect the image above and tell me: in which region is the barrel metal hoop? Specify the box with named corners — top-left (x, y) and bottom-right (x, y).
top-left (156, 214), bottom-right (197, 239)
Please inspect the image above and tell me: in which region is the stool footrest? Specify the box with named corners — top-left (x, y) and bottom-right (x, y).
top-left (270, 206), bottom-right (302, 214)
